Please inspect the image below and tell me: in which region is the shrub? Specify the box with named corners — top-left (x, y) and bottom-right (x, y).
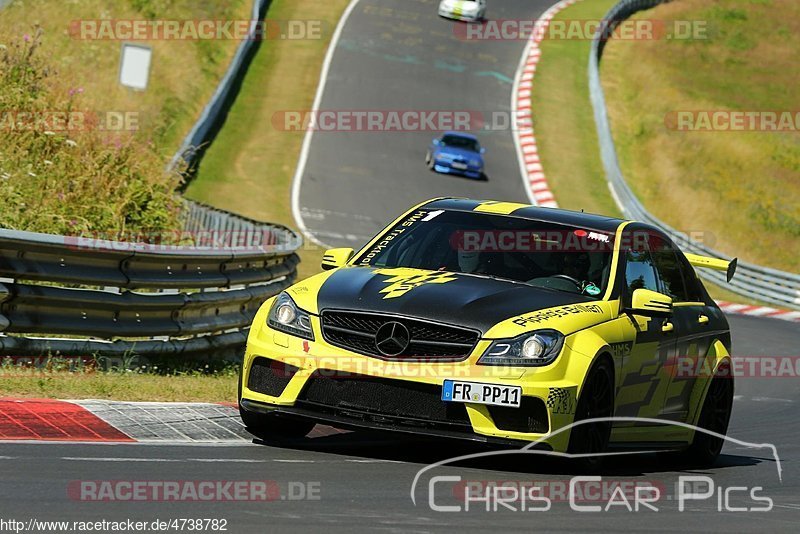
top-left (0, 28), bottom-right (183, 238)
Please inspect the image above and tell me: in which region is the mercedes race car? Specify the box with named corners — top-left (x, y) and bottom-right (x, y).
top-left (438, 0), bottom-right (487, 22)
top-left (239, 198), bottom-right (737, 465)
top-left (426, 132), bottom-right (485, 179)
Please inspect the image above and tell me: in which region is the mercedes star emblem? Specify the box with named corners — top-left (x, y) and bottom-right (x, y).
top-left (374, 321), bottom-right (411, 357)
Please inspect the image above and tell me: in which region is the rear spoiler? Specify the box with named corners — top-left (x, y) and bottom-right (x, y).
top-left (685, 253), bottom-right (738, 282)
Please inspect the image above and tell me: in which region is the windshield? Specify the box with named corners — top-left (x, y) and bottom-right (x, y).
top-left (439, 135), bottom-right (480, 153)
top-left (356, 209), bottom-right (615, 297)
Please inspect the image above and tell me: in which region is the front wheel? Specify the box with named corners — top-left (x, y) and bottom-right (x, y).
top-left (682, 362), bottom-right (733, 467)
top-left (568, 358), bottom-right (614, 464)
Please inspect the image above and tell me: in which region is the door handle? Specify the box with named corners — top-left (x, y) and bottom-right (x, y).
top-left (662, 321), bottom-right (674, 333)
top-left (698, 314), bottom-right (709, 325)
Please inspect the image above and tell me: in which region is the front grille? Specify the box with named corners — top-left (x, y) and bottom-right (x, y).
top-left (321, 310), bottom-right (479, 360)
top-left (488, 397), bottom-right (549, 434)
top-left (296, 371), bottom-right (470, 430)
top-left (247, 357), bottom-right (299, 397)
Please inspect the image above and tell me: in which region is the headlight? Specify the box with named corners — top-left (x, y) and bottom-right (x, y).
top-left (267, 292), bottom-right (314, 340)
top-left (469, 159), bottom-right (481, 167)
top-left (477, 330), bottom-right (564, 366)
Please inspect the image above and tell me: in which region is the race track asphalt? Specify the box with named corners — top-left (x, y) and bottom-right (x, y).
top-left (2, 315), bottom-right (798, 532)
top-left (2, 1), bottom-right (796, 531)
top-left (296, 0), bottom-right (556, 247)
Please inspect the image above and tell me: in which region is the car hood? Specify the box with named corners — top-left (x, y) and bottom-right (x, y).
top-left (312, 266), bottom-right (602, 336)
top-left (442, 0), bottom-right (479, 11)
top-left (434, 146), bottom-right (480, 160)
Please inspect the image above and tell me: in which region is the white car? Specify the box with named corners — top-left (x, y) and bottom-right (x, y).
top-left (438, 0), bottom-right (486, 22)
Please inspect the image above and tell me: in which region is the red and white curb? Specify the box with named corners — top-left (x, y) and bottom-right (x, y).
top-left (512, 0), bottom-right (582, 208)
top-left (0, 399), bottom-right (342, 443)
top-left (0, 399), bottom-right (134, 442)
top-left (716, 302), bottom-right (800, 322)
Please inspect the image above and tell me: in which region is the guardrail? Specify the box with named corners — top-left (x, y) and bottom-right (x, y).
top-left (168, 0), bottom-right (270, 171)
top-left (589, 0), bottom-right (800, 310)
top-left (0, 201), bottom-right (301, 361)
top-left (0, 0), bottom-right (304, 363)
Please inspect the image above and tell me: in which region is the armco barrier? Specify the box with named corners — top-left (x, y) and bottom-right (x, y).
top-left (0, 201), bottom-right (301, 360)
top-left (0, 1), bottom-right (303, 361)
top-left (168, 0), bottom-right (270, 171)
top-left (589, 0), bottom-right (800, 310)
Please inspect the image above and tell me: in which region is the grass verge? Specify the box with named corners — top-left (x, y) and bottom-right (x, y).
top-left (1, 359), bottom-right (238, 402)
top-left (0, 0), bottom-right (252, 156)
top-left (531, 0), bottom-right (621, 218)
top-left (186, 0), bottom-right (352, 281)
top-left (0, 0), bottom-right (251, 236)
top-left (532, 0), bottom-right (791, 305)
top-left (601, 0), bottom-right (799, 273)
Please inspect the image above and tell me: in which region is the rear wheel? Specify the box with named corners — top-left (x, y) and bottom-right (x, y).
top-left (568, 358), bottom-right (614, 464)
top-left (425, 152), bottom-right (435, 171)
top-left (682, 362), bottom-right (733, 467)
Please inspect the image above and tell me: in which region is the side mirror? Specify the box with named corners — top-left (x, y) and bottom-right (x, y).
top-left (321, 248), bottom-right (354, 271)
top-left (432, 138), bottom-right (440, 146)
top-left (480, 147), bottom-right (486, 154)
top-left (628, 288), bottom-right (673, 317)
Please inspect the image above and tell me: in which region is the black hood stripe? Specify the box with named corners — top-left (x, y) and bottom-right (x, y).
top-left (317, 267), bottom-right (595, 335)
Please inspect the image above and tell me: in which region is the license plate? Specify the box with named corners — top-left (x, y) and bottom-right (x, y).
top-left (451, 162), bottom-right (468, 170)
top-left (441, 380), bottom-right (521, 408)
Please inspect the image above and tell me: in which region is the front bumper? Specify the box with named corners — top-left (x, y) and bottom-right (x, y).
top-left (438, 7), bottom-right (483, 22)
top-left (240, 320), bottom-right (582, 452)
top-left (433, 160), bottom-right (483, 179)
top-left (240, 399), bottom-right (552, 449)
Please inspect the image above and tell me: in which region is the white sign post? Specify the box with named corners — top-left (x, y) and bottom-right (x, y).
top-left (119, 43), bottom-right (152, 91)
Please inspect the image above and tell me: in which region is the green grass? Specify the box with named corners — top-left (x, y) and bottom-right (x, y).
top-left (531, 0), bottom-right (621, 218)
top-left (1, 359), bottom-right (239, 402)
top-left (532, 0), bottom-right (794, 305)
top-left (601, 0), bottom-right (800, 273)
top-left (187, 0), bottom-right (352, 280)
top-left (0, 0), bottom-right (251, 155)
top-left (0, 0), bottom-right (251, 237)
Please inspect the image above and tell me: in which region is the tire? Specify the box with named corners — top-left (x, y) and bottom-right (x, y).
top-left (568, 358), bottom-right (614, 466)
top-left (426, 152), bottom-right (435, 171)
top-left (682, 361), bottom-right (733, 467)
top-left (237, 362), bottom-right (315, 440)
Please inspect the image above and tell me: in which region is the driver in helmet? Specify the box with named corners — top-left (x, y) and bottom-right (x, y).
top-left (456, 249), bottom-right (497, 275)
top-left (562, 252), bottom-right (590, 281)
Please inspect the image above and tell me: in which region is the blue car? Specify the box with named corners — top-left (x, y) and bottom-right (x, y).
top-left (426, 132), bottom-right (486, 179)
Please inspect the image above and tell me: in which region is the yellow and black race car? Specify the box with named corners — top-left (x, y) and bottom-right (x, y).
top-left (239, 198), bottom-right (737, 465)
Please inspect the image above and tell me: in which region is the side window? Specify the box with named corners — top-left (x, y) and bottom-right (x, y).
top-left (676, 252), bottom-right (705, 302)
top-left (624, 249), bottom-right (658, 294)
top-left (650, 240), bottom-right (689, 302)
